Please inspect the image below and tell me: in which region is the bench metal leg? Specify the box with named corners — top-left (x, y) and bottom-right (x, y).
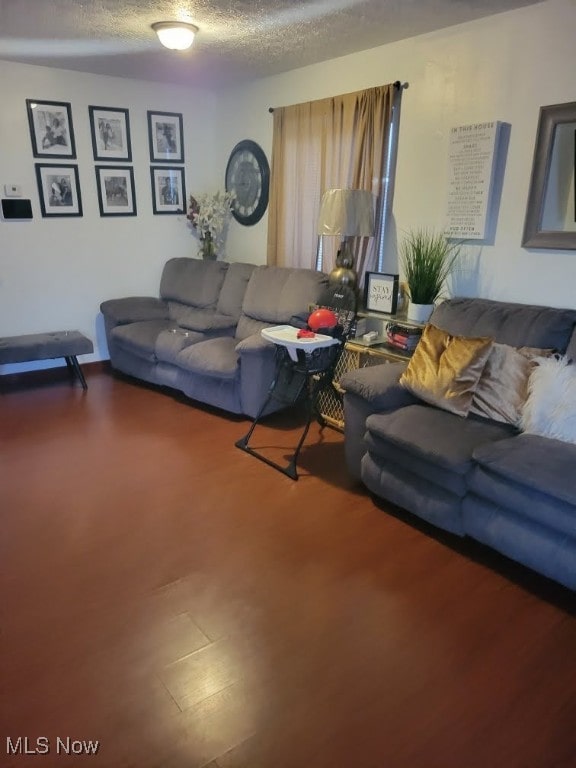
top-left (65, 355), bottom-right (88, 390)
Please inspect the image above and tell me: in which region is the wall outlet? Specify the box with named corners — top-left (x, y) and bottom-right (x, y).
top-left (4, 184), bottom-right (22, 197)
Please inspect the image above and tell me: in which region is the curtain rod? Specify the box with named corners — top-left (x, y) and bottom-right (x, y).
top-left (268, 80), bottom-right (407, 113)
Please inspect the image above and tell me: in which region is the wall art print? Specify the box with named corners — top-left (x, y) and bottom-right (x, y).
top-left (89, 106), bottom-right (132, 162)
top-left (150, 166), bottom-right (186, 215)
top-left (147, 110), bottom-right (184, 163)
top-left (35, 163), bottom-right (82, 217)
top-left (96, 166), bottom-right (136, 217)
top-left (26, 99), bottom-right (76, 159)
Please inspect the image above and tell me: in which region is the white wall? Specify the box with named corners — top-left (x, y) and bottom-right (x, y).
top-left (0, 60), bottom-right (221, 371)
top-left (3, 0), bottom-right (576, 374)
top-left (217, 0), bottom-right (576, 308)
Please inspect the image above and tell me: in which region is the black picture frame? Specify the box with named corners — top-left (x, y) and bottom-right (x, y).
top-left (35, 163), bottom-right (82, 217)
top-left (150, 166), bottom-right (186, 215)
top-left (364, 272), bottom-right (399, 314)
top-left (26, 99), bottom-right (76, 159)
top-left (147, 111), bottom-right (184, 163)
top-left (89, 106), bottom-right (132, 162)
top-left (95, 166), bottom-right (136, 217)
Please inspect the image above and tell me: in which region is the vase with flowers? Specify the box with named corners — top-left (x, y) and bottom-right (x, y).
top-left (187, 190), bottom-right (235, 260)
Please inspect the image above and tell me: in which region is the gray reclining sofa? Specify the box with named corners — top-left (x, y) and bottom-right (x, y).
top-left (100, 257), bottom-right (328, 418)
top-left (341, 297), bottom-right (576, 590)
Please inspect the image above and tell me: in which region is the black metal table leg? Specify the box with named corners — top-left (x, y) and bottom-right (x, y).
top-left (235, 344), bottom-right (342, 480)
top-left (65, 355), bottom-right (88, 390)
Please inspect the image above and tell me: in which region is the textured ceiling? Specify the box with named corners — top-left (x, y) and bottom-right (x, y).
top-left (0, 0), bottom-right (543, 88)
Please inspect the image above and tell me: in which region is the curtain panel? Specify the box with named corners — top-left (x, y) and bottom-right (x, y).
top-left (267, 83), bottom-right (396, 283)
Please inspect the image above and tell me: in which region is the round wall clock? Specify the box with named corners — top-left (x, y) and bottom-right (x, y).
top-left (225, 139), bottom-right (270, 226)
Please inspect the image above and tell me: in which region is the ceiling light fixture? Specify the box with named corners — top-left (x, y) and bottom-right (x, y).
top-left (151, 21), bottom-right (198, 51)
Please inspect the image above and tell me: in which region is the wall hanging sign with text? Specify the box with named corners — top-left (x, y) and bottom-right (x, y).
top-left (444, 121), bottom-right (502, 240)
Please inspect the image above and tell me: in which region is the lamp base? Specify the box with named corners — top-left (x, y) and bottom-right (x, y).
top-left (328, 245), bottom-right (357, 288)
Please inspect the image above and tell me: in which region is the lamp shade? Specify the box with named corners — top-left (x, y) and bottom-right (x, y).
top-left (317, 189), bottom-right (375, 237)
top-left (152, 22), bottom-right (198, 51)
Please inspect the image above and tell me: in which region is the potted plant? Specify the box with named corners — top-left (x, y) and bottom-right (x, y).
top-left (400, 228), bottom-right (460, 323)
top-left (187, 190), bottom-right (235, 260)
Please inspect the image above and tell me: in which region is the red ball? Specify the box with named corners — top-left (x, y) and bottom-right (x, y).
top-left (308, 308), bottom-right (338, 331)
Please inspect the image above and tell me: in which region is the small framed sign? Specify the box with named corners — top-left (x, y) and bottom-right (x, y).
top-left (364, 272), bottom-right (399, 315)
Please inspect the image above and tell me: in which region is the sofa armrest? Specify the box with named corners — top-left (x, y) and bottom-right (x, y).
top-left (100, 297), bottom-right (169, 325)
top-left (235, 334), bottom-right (278, 418)
top-left (341, 362), bottom-right (418, 481)
top-left (340, 361), bottom-right (417, 411)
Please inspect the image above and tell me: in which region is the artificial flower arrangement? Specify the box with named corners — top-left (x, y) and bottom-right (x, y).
top-left (187, 190), bottom-right (235, 260)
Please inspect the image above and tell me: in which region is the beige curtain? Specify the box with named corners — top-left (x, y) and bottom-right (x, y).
top-left (267, 83), bottom-right (396, 282)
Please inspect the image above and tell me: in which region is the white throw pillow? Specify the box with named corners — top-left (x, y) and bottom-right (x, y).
top-left (521, 356), bottom-right (576, 444)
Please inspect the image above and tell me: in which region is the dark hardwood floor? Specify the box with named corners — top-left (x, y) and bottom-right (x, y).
top-left (1, 365), bottom-right (575, 768)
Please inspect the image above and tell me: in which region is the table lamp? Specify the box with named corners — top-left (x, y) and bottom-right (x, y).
top-left (317, 188), bottom-right (375, 288)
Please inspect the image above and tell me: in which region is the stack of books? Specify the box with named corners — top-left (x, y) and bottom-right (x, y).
top-left (385, 321), bottom-right (423, 352)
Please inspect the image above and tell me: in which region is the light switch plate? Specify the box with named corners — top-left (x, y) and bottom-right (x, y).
top-left (4, 184), bottom-right (22, 197)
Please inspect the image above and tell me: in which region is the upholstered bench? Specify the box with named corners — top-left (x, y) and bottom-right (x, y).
top-left (0, 330), bottom-right (94, 389)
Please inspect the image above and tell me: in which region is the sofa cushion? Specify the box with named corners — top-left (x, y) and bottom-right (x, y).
top-left (241, 266), bottom-right (327, 324)
top-left (159, 257), bottom-right (228, 307)
top-left (112, 319), bottom-right (174, 361)
top-left (365, 405), bottom-right (515, 493)
top-left (431, 297), bottom-right (576, 351)
top-left (521, 356), bottom-right (576, 444)
top-left (399, 324), bottom-right (493, 417)
top-left (175, 337), bottom-right (239, 379)
top-left (217, 262), bottom-right (257, 319)
top-left (470, 433), bottom-right (576, 532)
top-left (175, 310), bottom-right (236, 333)
top-left (155, 327), bottom-right (206, 365)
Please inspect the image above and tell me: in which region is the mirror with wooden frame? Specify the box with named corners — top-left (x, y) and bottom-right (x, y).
top-left (522, 101), bottom-right (576, 249)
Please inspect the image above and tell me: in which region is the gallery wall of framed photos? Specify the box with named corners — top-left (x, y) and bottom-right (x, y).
top-left (25, 99), bottom-right (187, 219)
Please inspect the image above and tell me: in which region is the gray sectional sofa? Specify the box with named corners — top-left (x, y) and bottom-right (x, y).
top-left (100, 257), bottom-right (328, 418)
top-left (341, 297), bottom-right (576, 590)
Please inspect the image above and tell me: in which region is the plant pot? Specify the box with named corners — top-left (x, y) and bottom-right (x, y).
top-left (407, 302), bottom-right (434, 324)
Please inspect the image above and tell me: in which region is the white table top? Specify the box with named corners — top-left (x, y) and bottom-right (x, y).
top-left (262, 325), bottom-right (340, 361)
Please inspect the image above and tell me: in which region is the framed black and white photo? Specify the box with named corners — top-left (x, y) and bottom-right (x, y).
top-left (364, 272), bottom-right (399, 315)
top-left (89, 106), bottom-right (132, 162)
top-left (95, 166), bottom-right (136, 217)
top-left (147, 111), bottom-right (184, 163)
top-left (26, 99), bottom-right (76, 159)
top-left (35, 163), bottom-right (82, 217)
top-left (150, 166), bottom-right (186, 215)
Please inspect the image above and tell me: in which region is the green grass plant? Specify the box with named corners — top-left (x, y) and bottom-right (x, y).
top-left (400, 229), bottom-right (460, 305)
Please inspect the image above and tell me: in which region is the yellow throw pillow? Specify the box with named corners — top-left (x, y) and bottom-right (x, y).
top-left (400, 324), bottom-right (493, 417)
